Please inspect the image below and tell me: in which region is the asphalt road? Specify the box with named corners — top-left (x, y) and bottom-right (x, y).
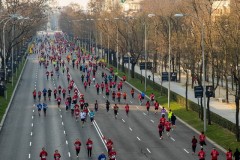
top-left (0, 32), bottom-right (227, 160)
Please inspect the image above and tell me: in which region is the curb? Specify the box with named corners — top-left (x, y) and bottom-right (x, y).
top-left (0, 58), bottom-right (28, 132)
top-left (106, 67), bottom-right (227, 153)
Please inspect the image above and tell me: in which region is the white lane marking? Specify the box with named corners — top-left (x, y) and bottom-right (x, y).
top-left (170, 137), bottom-right (175, 141)
top-left (35, 84), bottom-right (36, 87)
top-left (184, 149), bottom-right (189, 154)
top-left (59, 109), bottom-right (61, 112)
top-left (31, 123), bottom-right (33, 127)
top-left (129, 127), bottom-right (132, 131)
top-left (151, 120), bottom-right (154, 123)
top-left (60, 115), bottom-right (62, 118)
top-left (30, 132), bottom-right (33, 136)
top-left (64, 130), bottom-right (66, 134)
top-left (136, 106), bottom-right (139, 109)
top-left (32, 116), bottom-right (34, 119)
top-left (30, 141), bottom-right (32, 146)
top-left (137, 137), bottom-right (141, 141)
top-left (35, 88), bottom-right (36, 90)
top-left (33, 110), bottom-right (34, 113)
top-left (28, 153), bottom-right (31, 159)
top-left (130, 101), bottom-right (133, 104)
top-left (103, 96), bottom-right (105, 98)
top-left (66, 140), bottom-right (68, 145)
top-left (143, 112), bottom-right (146, 116)
top-left (68, 152), bottom-right (71, 157)
top-left (122, 119), bottom-right (125, 123)
top-left (62, 122), bottom-right (64, 125)
top-left (147, 148), bottom-right (151, 153)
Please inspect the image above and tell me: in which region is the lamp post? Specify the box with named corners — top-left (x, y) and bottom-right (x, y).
top-left (105, 18), bottom-right (110, 67)
top-left (144, 22), bottom-right (147, 92)
top-left (174, 13), bottom-right (206, 132)
top-left (114, 18), bottom-right (119, 74)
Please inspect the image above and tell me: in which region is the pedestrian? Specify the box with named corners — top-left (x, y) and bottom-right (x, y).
top-left (168, 109), bottom-right (173, 121)
top-left (43, 103), bottom-right (47, 117)
top-left (86, 138), bottom-right (93, 157)
top-left (95, 100), bottom-right (98, 112)
top-left (106, 100), bottom-right (110, 112)
top-left (158, 122), bottom-right (164, 140)
top-left (89, 110), bottom-right (95, 125)
top-left (192, 136), bottom-right (198, 154)
top-left (39, 147), bottom-right (48, 160)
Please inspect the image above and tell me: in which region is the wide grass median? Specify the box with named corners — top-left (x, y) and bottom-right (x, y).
top-left (0, 59), bottom-right (26, 122)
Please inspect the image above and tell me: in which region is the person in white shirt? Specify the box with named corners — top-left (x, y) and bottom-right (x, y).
top-left (80, 110), bottom-right (86, 127)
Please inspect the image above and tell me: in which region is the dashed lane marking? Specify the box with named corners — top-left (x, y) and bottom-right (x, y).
top-left (66, 140), bottom-right (68, 145)
top-left (30, 132), bottom-right (33, 136)
top-left (170, 137), bottom-right (175, 141)
top-left (137, 137), bottom-right (141, 141)
top-left (122, 119), bottom-right (125, 123)
top-left (31, 123), bottom-right (33, 127)
top-left (184, 149), bottom-right (189, 154)
top-left (28, 153), bottom-right (31, 159)
top-left (147, 148), bottom-right (151, 153)
top-left (30, 142), bottom-right (32, 146)
top-left (151, 120), bottom-right (154, 123)
top-left (62, 122), bottom-right (64, 125)
top-left (129, 127), bottom-right (132, 131)
top-left (68, 152), bottom-right (71, 157)
top-left (143, 112), bottom-right (146, 116)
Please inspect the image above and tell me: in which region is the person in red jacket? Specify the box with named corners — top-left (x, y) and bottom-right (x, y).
top-left (39, 147), bottom-right (48, 160)
top-left (198, 148), bottom-right (206, 160)
top-left (154, 100), bottom-right (159, 114)
top-left (150, 93), bottom-right (155, 104)
top-left (211, 147), bottom-right (219, 160)
top-left (38, 91), bottom-right (42, 101)
top-left (74, 138), bottom-right (81, 158)
top-left (56, 96), bottom-right (61, 107)
top-left (106, 138), bottom-right (113, 153)
top-left (165, 120), bottom-right (171, 137)
top-left (86, 138), bottom-right (93, 157)
top-left (96, 83), bottom-right (100, 95)
top-left (33, 90), bottom-right (36, 100)
top-left (53, 150), bottom-right (61, 160)
top-left (199, 131), bottom-right (206, 147)
top-left (109, 148), bottom-right (117, 160)
top-left (226, 148), bottom-right (233, 160)
top-left (62, 88), bottom-right (66, 99)
top-left (125, 104), bottom-right (129, 116)
top-left (158, 122), bottom-right (164, 139)
top-left (160, 115), bottom-right (166, 132)
top-left (58, 85), bottom-right (62, 94)
top-left (101, 82), bottom-right (104, 93)
top-left (74, 105), bottom-right (80, 121)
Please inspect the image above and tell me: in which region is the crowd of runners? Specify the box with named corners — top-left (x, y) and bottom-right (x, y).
top-left (31, 31), bottom-right (239, 160)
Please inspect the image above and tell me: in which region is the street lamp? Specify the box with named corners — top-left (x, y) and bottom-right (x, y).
top-left (148, 13), bottom-right (171, 108)
top-left (174, 13), bottom-right (207, 132)
top-left (104, 18), bottom-right (110, 67)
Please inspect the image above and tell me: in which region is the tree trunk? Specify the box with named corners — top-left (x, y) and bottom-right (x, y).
top-left (185, 71), bottom-right (189, 111)
top-left (225, 75), bottom-right (229, 103)
top-left (121, 55), bottom-right (124, 72)
top-left (131, 63), bottom-right (135, 78)
top-left (201, 97), bottom-right (203, 121)
top-left (235, 95), bottom-right (239, 141)
top-left (207, 97), bottom-right (211, 125)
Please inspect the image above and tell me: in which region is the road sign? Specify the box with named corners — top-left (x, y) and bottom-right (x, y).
top-left (170, 72), bottom-right (177, 81)
top-left (194, 86), bottom-right (203, 98)
top-left (162, 72), bottom-right (168, 81)
top-left (206, 86), bottom-right (214, 97)
top-left (140, 62), bottom-right (145, 70)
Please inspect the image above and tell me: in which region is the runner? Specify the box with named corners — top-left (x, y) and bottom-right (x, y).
top-left (160, 115), bottom-right (166, 132)
top-left (58, 85), bottom-right (62, 94)
top-left (199, 131), bottom-right (206, 147)
top-left (192, 136), bottom-right (198, 154)
top-left (106, 87), bottom-right (110, 99)
top-left (98, 152), bottom-right (107, 160)
top-left (56, 96), bottom-right (61, 108)
top-left (198, 148), bottom-right (206, 160)
top-left (94, 100), bottom-right (98, 112)
top-left (38, 91), bottom-right (42, 101)
top-left (62, 88), bottom-right (66, 99)
top-left (80, 110), bottom-right (86, 127)
top-left (65, 99), bottom-right (69, 111)
top-left (81, 74), bottom-right (84, 83)
top-left (74, 138), bottom-right (81, 158)
top-left (113, 104), bottom-right (119, 119)
top-left (171, 113), bottom-right (176, 129)
top-left (138, 93), bottom-right (142, 105)
top-left (106, 100), bottom-right (110, 112)
top-left (161, 107), bottom-right (166, 116)
top-left (86, 138), bottom-right (93, 158)
top-left (47, 88), bottom-right (52, 101)
top-left (154, 100), bottom-right (159, 114)
top-left (226, 148), bottom-right (232, 160)
top-left (130, 88), bottom-right (134, 98)
top-left (53, 150), bottom-right (61, 160)
top-left (211, 147), bottom-right (219, 160)
top-left (33, 89), bottom-right (36, 100)
top-left (168, 109), bottom-right (173, 121)
top-left (150, 93), bottom-right (155, 104)
top-left (165, 120), bottom-right (171, 137)
top-left (46, 71), bottom-right (49, 80)
top-left (89, 110), bottom-right (95, 125)
top-left (108, 148), bottom-right (117, 160)
top-left (112, 91), bottom-right (116, 101)
top-left (122, 91), bottom-right (127, 103)
top-left (96, 83), bottom-right (100, 95)
top-left (42, 88), bottom-right (47, 101)
top-left (125, 104), bottom-right (129, 116)
top-left (84, 81), bottom-right (87, 91)
top-left (54, 88), bottom-right (57, 99)
top-left (116, 91), bottom-right (121, 103)
top-left (39, 147), bottom-right (48, 160)
top-left (106, 138), bottom-right (113, 153)
top-left (158, 122), bottom-right (164, 139)
top-left (37, 103), bottom-right (42, 116)
top-left (43, 103), bottom-right (47, 117)
top-left (74, 105), bottom-right (80, 121)
top-left (146, 101), bottom-right (150, 115)
top-left (101, 82), bottom-right (104, 93)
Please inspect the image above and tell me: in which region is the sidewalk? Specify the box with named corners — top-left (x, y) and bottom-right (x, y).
top-left (124, 63), bottom-right (238, 124)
